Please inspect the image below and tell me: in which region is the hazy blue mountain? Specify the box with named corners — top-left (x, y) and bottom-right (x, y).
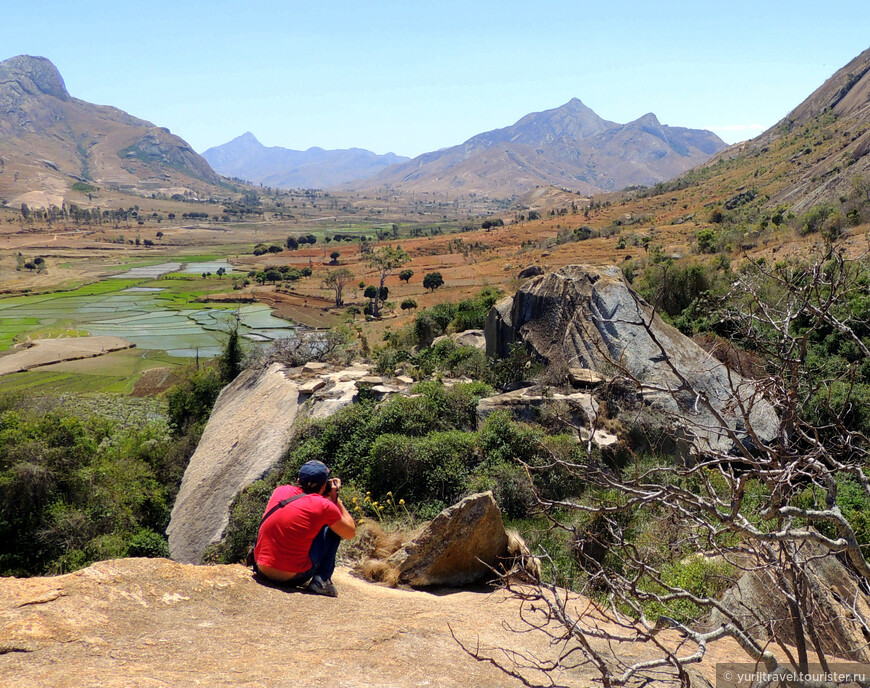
top-left (347, 98), bottom-right (727, 197)
top-left (202, 133), bottom-right (409, 189)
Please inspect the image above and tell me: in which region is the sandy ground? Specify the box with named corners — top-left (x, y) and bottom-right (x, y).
top-left (0, 336), bottom-right (134, 376)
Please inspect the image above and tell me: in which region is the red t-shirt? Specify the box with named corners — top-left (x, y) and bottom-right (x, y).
top-left (254, 485), bottom-right (341, 573)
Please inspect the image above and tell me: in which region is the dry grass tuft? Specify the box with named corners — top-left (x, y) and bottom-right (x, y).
top-left (345, 518), bottom-right (408, 587)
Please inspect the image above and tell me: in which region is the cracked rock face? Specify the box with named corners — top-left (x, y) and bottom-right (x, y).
top-left (0, 55), bottom-right (70, 101)
top-left (485, 264), bottom-right (778, 456)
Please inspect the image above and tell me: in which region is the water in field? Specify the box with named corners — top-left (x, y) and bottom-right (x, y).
top-left (0, 289), bottom-right (297, 358)
top-left (109, 262), bottom-right (183, 279)
top-left (110, 260), bottom-right (236, 279)
top-left (180, 260), bottom-right (235, 275)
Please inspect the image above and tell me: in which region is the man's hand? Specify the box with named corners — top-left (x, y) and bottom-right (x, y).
top-left (328, 477), bottom-right (342, 502)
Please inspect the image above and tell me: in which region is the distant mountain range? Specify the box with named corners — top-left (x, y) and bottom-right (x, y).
top-left (0, 55), bottom-right (224, 209)
top-left (345, 99), bottom-right (727, 197)
top-left (201, 133), bottom-right (409, 189)
top-left (0, 55), bottom-right (728, 207)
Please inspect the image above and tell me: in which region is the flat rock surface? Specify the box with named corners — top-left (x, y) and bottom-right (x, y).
top-left (0, 559), bottom-right (558, 688)
top-left (0, 336), bottom-right (133, 375)
top-left (0, 558), bottom-right (748, 688)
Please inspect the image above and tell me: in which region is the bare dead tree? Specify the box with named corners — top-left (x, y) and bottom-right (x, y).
top-left (463, 249), bottom-right (870, 687)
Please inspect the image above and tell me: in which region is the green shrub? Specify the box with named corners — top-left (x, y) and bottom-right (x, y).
top-left (166, 367), bottom-right (223, 435)
top-left (643, 556), bottom-right (737, 624)
top-left (0, 399), bottom-right (195, 576)
top-left (127, 529), bottom-right (171, 558)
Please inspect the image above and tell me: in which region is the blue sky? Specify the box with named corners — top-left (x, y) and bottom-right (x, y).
top-left (6, 1), bottom-right (870, 157)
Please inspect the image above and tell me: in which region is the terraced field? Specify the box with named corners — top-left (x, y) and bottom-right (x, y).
top-left (0, 279), bottom-right (296, 357)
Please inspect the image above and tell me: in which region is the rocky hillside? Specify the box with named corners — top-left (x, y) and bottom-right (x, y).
top-left (202, 132), bottom-right (409, 189)
top-left (722, 44), bottom-right (870, 212)
top-left (0, 55), bottom-right (224, 209)
top-left (347, 98), bottom-right (726, 198)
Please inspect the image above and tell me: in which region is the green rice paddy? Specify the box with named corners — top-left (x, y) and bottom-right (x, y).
top-left (0, 275), bottom-right (297, 356)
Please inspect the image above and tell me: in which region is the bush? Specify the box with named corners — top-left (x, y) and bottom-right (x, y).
top-left (0, 399), bottom-right (197, 576)
top-left (127, 529), bottom-right (171, 558)
top-left (798, 202), bottom-right (837, 236)
top-left (165, 367), bottom-right (223, 435)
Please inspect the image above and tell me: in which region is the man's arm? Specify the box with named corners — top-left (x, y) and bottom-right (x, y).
top-left (326, 479), bottom-right (356, 539)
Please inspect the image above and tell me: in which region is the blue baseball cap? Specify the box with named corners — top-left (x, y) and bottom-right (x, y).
top-left (299, 460), bottom-right (330, 491)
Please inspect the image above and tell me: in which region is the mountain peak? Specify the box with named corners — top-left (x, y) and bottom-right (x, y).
top-left (236, 131), bottom-right (261, 145)
top-left (0, 55), bottom-right (70, 101)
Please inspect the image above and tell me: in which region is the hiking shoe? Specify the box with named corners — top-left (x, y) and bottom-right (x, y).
top-left (307, 575), bottom-right (338, 597)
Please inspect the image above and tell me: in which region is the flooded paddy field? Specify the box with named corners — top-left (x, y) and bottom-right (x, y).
top-left (0, 278), bottom-right (297, 357)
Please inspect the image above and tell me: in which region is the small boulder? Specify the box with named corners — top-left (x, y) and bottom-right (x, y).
top-left (358, 375), bottom-right (384, 385)
top-left (431, 329), bottom-right (486, 351)
top-left (388, 492), bottom-right (509, 587)
top-left (302, 361), bottom-right (328, 372)
top-left (298, 378), bottom-right (326, 395)
top-left (568, 367), bottom-right (606, 387)
top-left (517, 265), bottom-right (544, 280)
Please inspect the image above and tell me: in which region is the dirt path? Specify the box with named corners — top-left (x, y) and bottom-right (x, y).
top-left (0, 336), bottom-right (134, 376)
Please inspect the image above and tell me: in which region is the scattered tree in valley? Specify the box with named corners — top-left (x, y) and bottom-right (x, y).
top-left (423, 271), bottom-right (444, 292)
top-left (323, 268), bottom-right (354, 307)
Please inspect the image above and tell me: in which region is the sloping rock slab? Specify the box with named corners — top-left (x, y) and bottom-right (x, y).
top-left (388, 492), bottom-right (509, 587)
top-left (713, 541), bottom-right (870, 662)
top-left (485, 264), bottom-right (777, 455)
top-left (168, 363), bottom-right (300, 563)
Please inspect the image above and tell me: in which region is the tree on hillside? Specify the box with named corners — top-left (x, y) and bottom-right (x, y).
top-left (399, 269), bottom-right (414, 283)
top-left (330, 251), bottom-right (341, 265)
top-left (367, 246), bottom-right (410, 318)
top-left (218, 315), bottom-right (244, 384)
top-left (323, 268), bottom-right (354, 308)
top-left (423, 271), bottom-right (444, 292)
top-left (465, 250), bottom-right (870, 687)
top-left (401, 298), bottom-right (417, 313)
top-left (286, 236), bottom-right (299, 250)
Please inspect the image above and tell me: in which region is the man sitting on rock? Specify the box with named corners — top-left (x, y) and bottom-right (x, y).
top-left (254, 460), bottom-right (356, 597)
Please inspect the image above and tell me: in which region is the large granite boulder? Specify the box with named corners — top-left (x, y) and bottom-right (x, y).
top-left (167, 363), bottom-right (301, 563)
top-left (388, 492), bottom-right (509, 587)
top-left (713, 540), bottom-right (870, 662)
top-left (168, 362), bottom-right (368, 563)
top-left (485, 264), bottom-right (778, 455)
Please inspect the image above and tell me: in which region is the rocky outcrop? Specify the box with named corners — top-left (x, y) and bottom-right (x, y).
top-left (485, 264), bottom-right (778, 455)
top-left (388, 492), bottom-right (509, 587)
top-left (476, 386), bottom-right (618, 448)
top-left (0, 557), bottom-right (739, 687)
top-left (714, 541), bottom-right (870, 662)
